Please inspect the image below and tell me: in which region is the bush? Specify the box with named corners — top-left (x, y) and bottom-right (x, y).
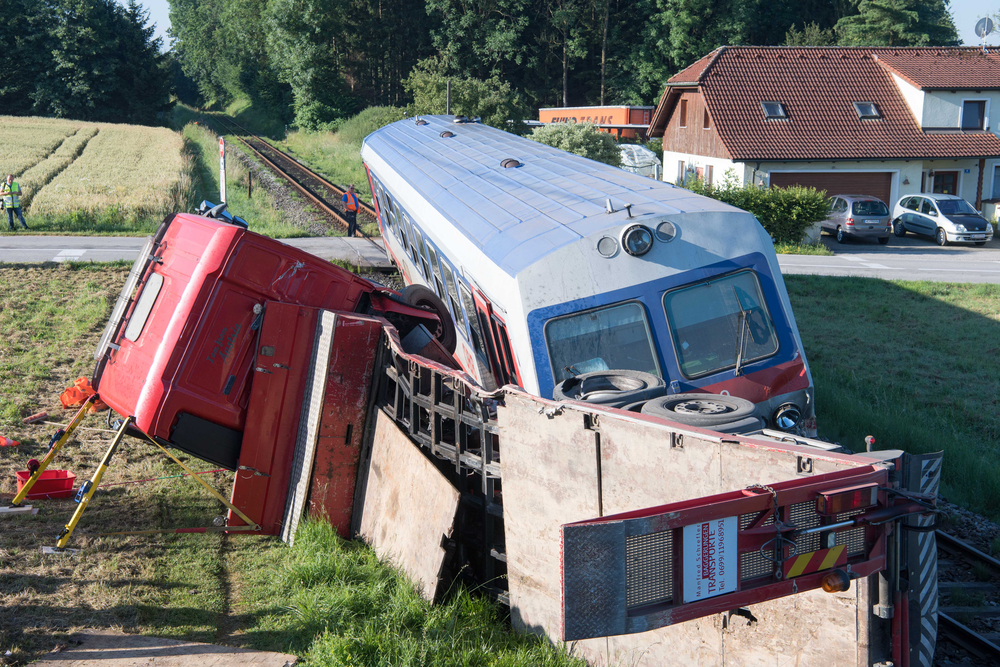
top-left (403, 56), bottom-right (529, 130)
top-left (336, 106), bottom-right (409, 145)
top-left (529, 122), bottom-right (622, 168)
top-left (687, 177), bottom-right (828, 243)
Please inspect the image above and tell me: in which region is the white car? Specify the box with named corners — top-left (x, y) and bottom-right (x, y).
top-left (891, 194), bottom-right (994, 246)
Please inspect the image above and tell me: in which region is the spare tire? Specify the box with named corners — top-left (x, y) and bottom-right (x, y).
top-left (553, 370), bottom-right (666, 408)
top-left (401, 284), bottom-right (457, 354)
top-left (709, 416), bottom-right (764, 435)
top-left (641, 393), bottom-right (756, 426)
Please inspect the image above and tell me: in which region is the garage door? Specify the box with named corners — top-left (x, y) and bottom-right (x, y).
top-left (770, 172), bottom-right (892, 205)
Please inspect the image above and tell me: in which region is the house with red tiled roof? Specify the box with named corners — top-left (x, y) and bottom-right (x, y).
top-left (648, 46), bottom-right (1000, 213)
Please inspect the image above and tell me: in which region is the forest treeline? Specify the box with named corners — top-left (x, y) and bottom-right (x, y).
top-left (0, 0), bottom-right (967, 130)
top-left (0, 0), bottom-right (170, 124)
top-left (169, 0), bottom-right (964, 131)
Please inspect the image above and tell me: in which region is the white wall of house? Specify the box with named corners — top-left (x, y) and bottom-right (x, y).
top-left (922, 91), bottom-right (1000, 130)
top-left (662, 150), bottom-right (743, 186)
top-left (892, 73), bottom-right (925, 125)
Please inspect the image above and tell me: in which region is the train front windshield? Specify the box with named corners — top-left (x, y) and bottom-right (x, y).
top-left (663, 271), bottom-right (778, 379)
top-left (545, 301), bottom-right (661, 383)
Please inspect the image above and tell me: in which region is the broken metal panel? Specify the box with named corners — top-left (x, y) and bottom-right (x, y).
top-left (307, 314), bottom-right (383, 538)
top-left (281, 310), bottom-right (338, 545)
top-left (357, 410), bottom-right (460, 601)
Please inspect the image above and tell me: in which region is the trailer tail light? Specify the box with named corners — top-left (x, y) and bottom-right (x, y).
top-left (816, 483), bottom-right (878, 516)
top-left (821, 569), bottom-right (852, 593)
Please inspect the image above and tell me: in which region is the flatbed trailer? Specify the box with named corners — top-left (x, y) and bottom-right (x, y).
top-left (48, 213), bottom-right (943, 667)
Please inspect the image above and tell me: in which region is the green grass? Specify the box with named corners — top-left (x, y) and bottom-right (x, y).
top-left (785, 276), bottom-right (1000, 519)
top-left (775, 242), bottom-right (834, 256)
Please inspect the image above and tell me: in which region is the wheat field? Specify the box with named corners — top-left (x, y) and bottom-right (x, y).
top-left (0, 116), bottom-right (191, 228)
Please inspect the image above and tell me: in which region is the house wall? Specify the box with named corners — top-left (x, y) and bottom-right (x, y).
top-left (660, 91), bottom-right (730, 162)
top-left (662, 150), bottom-right (742, 186)
top-left (891, 73), bottom-right (925, 125)
top-left (922, 91), bottom-right (1000, 130)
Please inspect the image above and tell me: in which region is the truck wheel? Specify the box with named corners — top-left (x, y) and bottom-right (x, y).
top-left (554, 370), bottom-right (666, 408)
top-left (641, 393), bottom-right (756, 426)
top-left (401, 284), bottom-right (456, 354)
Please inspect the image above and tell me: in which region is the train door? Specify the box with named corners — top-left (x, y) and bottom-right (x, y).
top-left (471, 288), bottom-right (522, 388)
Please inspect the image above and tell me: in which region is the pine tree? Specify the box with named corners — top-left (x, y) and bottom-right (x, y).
top-left (836, 0), bottom-right (960, 47)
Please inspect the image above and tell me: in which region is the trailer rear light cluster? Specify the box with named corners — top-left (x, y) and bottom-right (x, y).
top-left (816, 483), bottom-right (879, 516)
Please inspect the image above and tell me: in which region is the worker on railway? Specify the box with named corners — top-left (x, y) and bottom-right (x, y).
top-left (342, 184), bottom-right (359, 237)
top-left (2, 174), bottom-right (27, 231)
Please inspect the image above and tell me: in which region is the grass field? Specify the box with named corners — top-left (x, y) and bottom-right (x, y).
top-left (0, 265), bottom-right (583, 667)
top-left (0, 116), bottom-right (191, 235)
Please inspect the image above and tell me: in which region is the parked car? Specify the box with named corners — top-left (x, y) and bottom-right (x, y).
top-left (891, 194), bottom-right (994, 246)
top-left (823, 195), bottom-right (892, 244)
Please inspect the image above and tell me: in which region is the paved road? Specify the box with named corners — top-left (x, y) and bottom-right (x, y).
top-left (777, 233), bottom-right (1000, 284)
top-left (3, 231), bottom-right (1000, 283)
top-left (0, 234), bottom-right (393, 269)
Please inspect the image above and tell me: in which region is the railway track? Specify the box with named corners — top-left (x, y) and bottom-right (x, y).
top-left (212, 117), bottom-right (380, 237)
top-left (936, 529), bottom-right (1000, 664)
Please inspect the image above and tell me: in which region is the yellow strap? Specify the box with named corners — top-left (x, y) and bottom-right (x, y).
top-left (12, 395), bottom-right (96, 506)
top-left (140, 430), bottom-right (259, 530)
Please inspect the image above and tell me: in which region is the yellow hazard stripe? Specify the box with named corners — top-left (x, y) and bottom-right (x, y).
top-left (787, 553), bottom-right (812, 578)
top-left (818, 544), bottom-right (846, 571)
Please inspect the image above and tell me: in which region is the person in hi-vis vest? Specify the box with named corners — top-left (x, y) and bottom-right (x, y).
top-left (342, 184), bottom-right (359, 237)
top-left (2, 174), bottom-right (27, 231)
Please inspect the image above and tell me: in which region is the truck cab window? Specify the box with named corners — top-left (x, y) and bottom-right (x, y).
top-left (123, 272), bottom-right (164, 342)
top-left (662, 271), bottom-right (778, 379)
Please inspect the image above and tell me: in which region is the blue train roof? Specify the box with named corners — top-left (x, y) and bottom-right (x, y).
top-left (361, 115), bottom-right (741, 276)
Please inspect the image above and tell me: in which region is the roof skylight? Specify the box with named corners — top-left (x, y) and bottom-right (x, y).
top-left (760, 102), bottom-right (787, 119)
top-left (853, 102), bottom-right (881, 119)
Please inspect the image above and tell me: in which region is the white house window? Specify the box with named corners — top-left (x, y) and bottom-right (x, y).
top-left (853, 102), bottom-right (881, 119)
top-left (993, 165), bottom-right (1000, 199)
top-left (760, 102), bottom-right (787, 119)
top-left (962, 101), bottom-right (987, 130)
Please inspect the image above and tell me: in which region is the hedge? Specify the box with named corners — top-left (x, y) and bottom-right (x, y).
top-left (687, 178), bottom-right (829, 244)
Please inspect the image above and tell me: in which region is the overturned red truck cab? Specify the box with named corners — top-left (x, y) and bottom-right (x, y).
top-left (92, 211), bottom-right (942, 667)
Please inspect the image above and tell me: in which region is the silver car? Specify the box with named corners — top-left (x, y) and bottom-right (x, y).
top-left (823, 195), bottom-right (892, 244)
top-left (891, 194), bottom-right (994, 246)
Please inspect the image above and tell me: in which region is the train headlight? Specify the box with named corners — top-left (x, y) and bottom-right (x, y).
top-left (772, 403), bottom-right (802, 431)
top-left (622, 224), bottom-right (654, 256)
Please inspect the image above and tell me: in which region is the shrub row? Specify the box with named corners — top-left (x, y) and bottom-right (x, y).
top-left (687, 178), bottom-right (829, 244)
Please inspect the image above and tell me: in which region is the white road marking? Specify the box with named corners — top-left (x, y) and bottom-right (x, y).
top-left (53, 249), bottom-right (85, 262)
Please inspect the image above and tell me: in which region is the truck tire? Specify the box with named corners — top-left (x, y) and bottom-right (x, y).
top-left (553, 370), bottom-right (666, 408)
top-left (641, 393), bottom-right (756, 426)
top-left (401, 284), bottom-right (457, 354)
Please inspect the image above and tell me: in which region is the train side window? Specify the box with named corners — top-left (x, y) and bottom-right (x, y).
top-left (402, 212), bottom-right (422, 267)
top-left (459, 282), bottom-right (488, 359)
top-left (438, 260), bottom-right (464, 328)
top-left (376, 184), bottom-right (393, 233)
top-left (411, 225), bottom-right (432, 279)
top-left (476, 304), bottom-right (503, 383)
top-left (389, 197), bottom-right (409, 251)
top-left (424, 243), bottom-right (448, 303)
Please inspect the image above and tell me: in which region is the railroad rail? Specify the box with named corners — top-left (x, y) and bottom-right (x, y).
top-left (211, 116), bottom-right (380, 237)
top-left (937, 529), bottom-right (1000, 664)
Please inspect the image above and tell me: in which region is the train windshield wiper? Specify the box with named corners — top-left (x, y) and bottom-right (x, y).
top-left (733, 288), bottom-right (750, 377)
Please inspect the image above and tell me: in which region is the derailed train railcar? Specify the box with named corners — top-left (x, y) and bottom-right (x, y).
top-left (361, 116), bottom-right (816, 436)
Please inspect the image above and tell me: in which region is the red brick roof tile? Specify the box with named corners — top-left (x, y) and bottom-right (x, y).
top-left (654, 46), bottom-right (1000, 162)
top-left (875, 49), bottom-right (1000, 89)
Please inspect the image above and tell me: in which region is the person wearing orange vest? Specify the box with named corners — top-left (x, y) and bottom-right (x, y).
top-left (2, 174), bottom-right (27, 231)
top-left (342, 184), bottom-right (359, 237)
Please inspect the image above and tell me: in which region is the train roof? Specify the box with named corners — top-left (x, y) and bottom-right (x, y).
top-left (361, 115), bottom-right (746, 277)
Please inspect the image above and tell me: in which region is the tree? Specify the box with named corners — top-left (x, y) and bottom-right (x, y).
top-left (836, 0), bottom-right (960, 46)
top-left (0, 0), bottom-right (53, 116)
top-left (785, 22), bottom-right (837, 45)
top-left (404, 56), bottom-right (528, 129)
top-left (529, 122), bottom-right (621, 167)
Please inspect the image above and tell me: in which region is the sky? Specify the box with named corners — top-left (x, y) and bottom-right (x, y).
top-left (132, 0), bottom-right (995, 52)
